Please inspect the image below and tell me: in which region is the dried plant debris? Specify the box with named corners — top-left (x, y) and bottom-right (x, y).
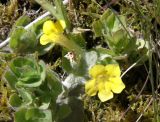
top-left (0, 0), bottom-right (41, 40)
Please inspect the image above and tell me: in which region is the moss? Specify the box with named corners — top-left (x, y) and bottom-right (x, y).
top-left (0, 54), bottom-right (15, 121)
top-left (0, 0), bottom-right (41, 40)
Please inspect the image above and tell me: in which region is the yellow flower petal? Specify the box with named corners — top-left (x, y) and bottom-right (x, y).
top-left (97, 80), bottom-right (105, 91)
top-left (54, 23), bottom-right (63, 33)
top-left (98, 89), bottom-right (113, 102)
top-left (43, 20), bottom-right (66, 35)
top-left (54, 20), bottom-right (66, 33)
top-left (40, 34), bottom-right (52, 45)
top-left (89, 65), bottom-right (105, 78)
top-left (48, 33), bottom-right (60, 43)
top-left (109, 77), bottom-right (125, 94)
top-left (85, 79), bottom-right (97, 96)
top-left (43, 20), bottom-right (58, 34)
top-left (59, 20), bottom-right (66, 30)
top-left (105, 64), bottom-right (121, 77)
top-left (104, 81), bottom-right (112, 91)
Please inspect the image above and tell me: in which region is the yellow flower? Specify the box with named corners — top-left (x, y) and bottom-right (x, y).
top-left (39, 20), bottom-right (83, 58)
top-left (40, 20), bottom-right (66, 45)
top-left (85, 64), bottom-right (125, 102)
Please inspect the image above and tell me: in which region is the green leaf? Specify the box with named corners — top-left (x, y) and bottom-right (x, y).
top-left (56, 104), bottom-right (71, 120)
top-left (100, 9), bottom-right (112, 21)
top-left (36, 44), bottom-right (55, 56)
top-left (14, 15), bottom-right (31, 27)
top-left (100, 9), bottom-right (114, 32)
top-left (25, 108), bottom-right (45, 120)
top-left (9, 57), bottom-right (46, 88)
top-left (98, 57), bottom-right (118, 65)
top-left (96, 48), bottom-right (116, 60)
top-left (92, 20), bottom-right (103, 37)
top-left (9, 93), bottom-right (22, 107)
top-left (112, 15), bottom-right (126, 32)
top-left (106, 13), bottom-right (115, 30)
top-left (4, 69), bottom-right (18, 89)
top-left (10, 27), bottom-right (25, 52)
top-left (39, 95), bottom-right (51, 109)
top-left (10, 16), bottom-right (54, 55)
top-left (63, 74), bottom-right (85, 89)
top-left (17, 89), bottom-right (32, 106)
top-left (54, 0), bottom-right (71, 30)
top-left (46, 69), bottom-right (61, 85)
top-left (39, 110), bottom-right (52, 122)
top-left (93, 9), bottom-right (127, 38)
top-left (14, 108), bottom-right (28, 122)
top-left (10, 15), bottom-right (31, 36)
top-left (9, 57), bottom-right (35, 77)
top-left (106, 29), bottom-right (127, 45)
top-left (84, 51), bottom-right (98, 69)
top-left (62, 51), bottom-right (98, 76)
top-left (46, 69), bottom-right (63, 99)
top-left (34, 0), bottom-right (70, 30)
top-left (124, 38), bottom-right (137, 53)
top-left (69, 33), bottom-right (86, 49)
top-left (15, 108), bottom-right (52, 122)
top-left (10, 27), bottom-right (37, 53)
top-left (34, 0), bottom-right (58, 19)
top-left (61, 98), bottom-right (85, 122)
top-left (104, 29), bottom-right (131, 54)
top-left (18, 61), bottom-right (45, 88)
top-left (16, 75), bottom-right (42, 87)
top-left (101, 12), bottom-right (115, 31)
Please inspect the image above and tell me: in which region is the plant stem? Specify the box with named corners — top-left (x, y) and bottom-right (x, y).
top-left (57, 35), bottom-right (83, 58)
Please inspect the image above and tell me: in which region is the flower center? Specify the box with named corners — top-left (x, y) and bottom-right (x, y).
top-left (97, 74), bottom-right (108, 82)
